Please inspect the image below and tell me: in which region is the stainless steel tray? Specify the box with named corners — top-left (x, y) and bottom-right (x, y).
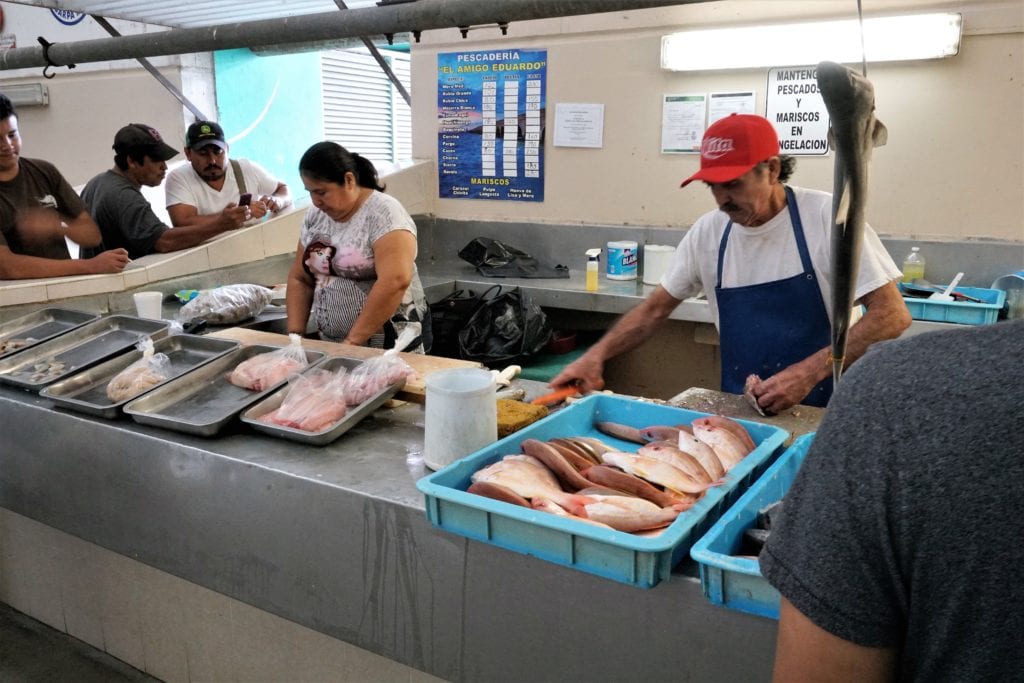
top-left (240, 356), bottom-right (406, 446)
top-left (0, 308), bottom-right (101, 361)
top-left (123, 344), bottom-right (326, 437)
top-left (0, 315), bottom-right (170, 391)
top-left (40, 334), bottom-right (242, 419)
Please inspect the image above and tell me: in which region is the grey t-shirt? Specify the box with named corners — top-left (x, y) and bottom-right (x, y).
top-left (80, 170), bottom-right (167, 259)
top-left (760, 319), bottom-right (1024, 682)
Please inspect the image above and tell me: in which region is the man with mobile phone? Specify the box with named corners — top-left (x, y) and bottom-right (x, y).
top-left (81, 123), bottom-right (261, 259)
top-left (164, 120), bottom-right (291, 231)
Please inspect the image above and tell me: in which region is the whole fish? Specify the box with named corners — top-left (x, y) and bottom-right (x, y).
top-left (581, 464), bottom-right (695, 510)
top-left (520, 439), bottom-right (592, 491)
top-left (595, 421), bottom-right (646, 444)
top-left (467, 481), bottom-right (531, 508)
top-left (532, 497), bottom-right (615, 529)
top-left (692, 415), bottom-right (756, 453)
top-left (637, 440), bottom-right (713, 484)
top-left (640, 425), bottom-right (683, 443)
top-left (692, 422), bottom-right (750, 472)
top-left (600, 451), bottom-right (715, 495)
top-left (816, 60), bottom-right (888, 386)
top-left (676, 430), bottom-right (726, 480)
top-left (575, 494), bottom-right (681, 532)
top-left (471, 454), bottom-right (593, 515)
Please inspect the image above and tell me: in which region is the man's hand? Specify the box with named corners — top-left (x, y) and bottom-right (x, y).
top-left (220, 204), bottom-right (249, 230)
top-left (249, 198), bottom-right (269, 220)
top-left (85, 248), bottom-right (130, 274)
top-left (550, 352), bottom-right (606, 393)
top-left (751, 355), bottom-right (825, 414)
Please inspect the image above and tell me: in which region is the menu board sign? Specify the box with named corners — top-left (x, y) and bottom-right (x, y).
top-left (437, 49), bottom-right (547, 201)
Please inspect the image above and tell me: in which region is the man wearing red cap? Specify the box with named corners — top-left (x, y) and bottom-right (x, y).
top-left (553, 114), bottom-right (910, 412)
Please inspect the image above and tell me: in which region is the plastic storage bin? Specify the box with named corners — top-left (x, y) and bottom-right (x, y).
top-left (689, 433), bottom-right (814, 618)
top-left (416, 394), bottom-right (789, 589)
top-left (899, 283), bottom-right (1005, 325)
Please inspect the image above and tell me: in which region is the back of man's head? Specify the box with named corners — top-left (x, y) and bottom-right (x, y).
top-left (0, 93), bottom-right (18, 120)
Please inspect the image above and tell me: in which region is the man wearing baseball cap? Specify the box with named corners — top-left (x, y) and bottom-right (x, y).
top-left (553, 113), bottom-right (909, 412)
top-left (0, 93), bottom-right (129, 279)
top-left (81, 123), bottom-right (251, 259)
top-left (164, 120), bottom-right (291, 231)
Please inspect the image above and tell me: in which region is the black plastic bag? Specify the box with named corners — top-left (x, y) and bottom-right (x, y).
top-left (457, 286), bottom-right (552, 365)
top-left (429, 289), bottom-right (481, 359)
top-left (459, 237), bottom-right (569, 279)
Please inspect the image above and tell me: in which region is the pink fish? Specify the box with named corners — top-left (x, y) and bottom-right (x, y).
top-left (600, 451), bottom-right (717, 495)
top-left (676, 430), bottom-right (726, 480)
top-left (692, 422), bottom-right (751, 472)
top-left (637, 440), bottom-right (713, 484)
top-left (471, 455), bottom-right (593, 515)
top-left (576, 494), bottom-right (681, 532)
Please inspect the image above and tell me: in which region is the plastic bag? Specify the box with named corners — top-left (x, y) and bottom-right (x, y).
top-left (428, 288), bottom-right (481, 359)
top-left (177, 284), bottom-right (274, 325)
top-left (457, 286), bottom-right (552, 366)
top-left (228, 334), bottom-right (309, 391)
top-left (258, 367), bottom-right (349, 432)
top-left (106, 338), bottom-right (171, 402)
top-left (343, 326), bottom-right (417, 405)
top-left (458, 237), bottom-right (569, 279)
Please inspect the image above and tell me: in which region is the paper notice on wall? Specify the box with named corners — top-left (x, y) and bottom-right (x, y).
top-left (661, 94), bottom-right (706, 154)
top-left (553, 103), bottom-right (604, 148)
top-left (708, 91), bottom-right (756, 125)
top-left (765, 66), bottom-right (830, 155)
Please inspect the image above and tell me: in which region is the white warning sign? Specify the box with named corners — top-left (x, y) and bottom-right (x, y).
top-left (765, 66), bottom-right (830, 156)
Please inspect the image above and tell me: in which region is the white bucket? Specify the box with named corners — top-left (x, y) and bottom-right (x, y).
top-left (423, 368), bottom-right (497, 471)
top-left (642, 244), bottom-right (675, 286)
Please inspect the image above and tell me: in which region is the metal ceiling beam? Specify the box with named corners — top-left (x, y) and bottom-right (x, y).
top-left (0, 0), bottom-right (705, 71)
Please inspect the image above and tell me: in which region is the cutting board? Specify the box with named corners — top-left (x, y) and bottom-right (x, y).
top-left (668, 387), bottom-right (825, 445)
top-left (210, 328), bottom-right (482, 403)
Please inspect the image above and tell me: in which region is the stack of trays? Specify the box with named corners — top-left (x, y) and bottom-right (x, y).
top-left (417, 394), bottom-right (789, 589)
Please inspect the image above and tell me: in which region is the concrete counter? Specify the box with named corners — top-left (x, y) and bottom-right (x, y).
top-left (0, 381), bottom-right (780, 682)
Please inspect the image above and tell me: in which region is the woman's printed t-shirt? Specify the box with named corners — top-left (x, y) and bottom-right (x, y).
top-left (299, 190), bottom-right (428, 351)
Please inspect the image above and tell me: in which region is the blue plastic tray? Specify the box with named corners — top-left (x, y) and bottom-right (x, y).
top-left (689, 433), bottom-right (814, 618)
top-left (417, 394), bottom-right (790, 588)
top-left (899, 284), bottom-right (1005, 325)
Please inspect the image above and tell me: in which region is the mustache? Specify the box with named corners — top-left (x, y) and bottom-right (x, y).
top-left (720, 203), bottom-right (740, 213)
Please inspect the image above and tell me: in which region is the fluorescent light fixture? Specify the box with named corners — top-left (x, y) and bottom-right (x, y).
top-left (661, 13), bottom-right (962, 71)
top-left (0, 83), bottom-right (49, 107)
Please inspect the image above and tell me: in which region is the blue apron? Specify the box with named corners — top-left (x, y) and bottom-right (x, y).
top-left (715, 186), bottom-right (833, 407)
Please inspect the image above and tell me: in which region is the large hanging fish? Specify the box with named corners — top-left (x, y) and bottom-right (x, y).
top-left (816, 60), bottom-right (888, 386)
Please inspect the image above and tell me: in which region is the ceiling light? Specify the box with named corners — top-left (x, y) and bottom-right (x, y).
top-left (661, 13), bottom-right (962, 71)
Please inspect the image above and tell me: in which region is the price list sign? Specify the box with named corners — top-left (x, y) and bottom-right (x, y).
top-left (437, 49), bottom-right (546, 202)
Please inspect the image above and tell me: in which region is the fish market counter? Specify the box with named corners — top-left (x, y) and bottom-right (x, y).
top-left (0, 383), bottom-right (779, 682)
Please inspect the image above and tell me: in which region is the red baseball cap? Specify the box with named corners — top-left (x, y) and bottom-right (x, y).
top-left (680, 114), bottom-right (780, 187)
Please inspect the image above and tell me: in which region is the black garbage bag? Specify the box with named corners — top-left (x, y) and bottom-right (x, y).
top-left (457, 285), bottom-right (552, 365)
top-left (458, 237), bottom-right (569, 279)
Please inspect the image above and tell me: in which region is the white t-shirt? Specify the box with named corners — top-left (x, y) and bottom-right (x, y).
top-left (164, 158), bottom-right (280, 216)
top-left (661, 185), bottom-right (901, 328)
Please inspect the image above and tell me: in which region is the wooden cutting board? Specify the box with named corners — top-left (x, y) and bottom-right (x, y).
top-left (210, 328), bottom-right (482, 403)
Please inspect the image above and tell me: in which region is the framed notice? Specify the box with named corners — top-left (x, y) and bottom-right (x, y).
top-left (437, 49), bottom-right (547, 201)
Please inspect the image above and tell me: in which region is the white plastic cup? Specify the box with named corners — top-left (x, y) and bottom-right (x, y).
top-left (132, 291), bottom-right (163, 320)
top-left (642, 244), bottom-right (675, 286)
top-left (423, 368), bottom-right (497, 471)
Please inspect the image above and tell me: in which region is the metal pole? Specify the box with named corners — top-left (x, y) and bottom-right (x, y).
top-left (90, 15), bottom-right (209, 121)
top-left (334, 0), bottom-right (412, 108)
top-left (0, 0), bottom-right (703, 71)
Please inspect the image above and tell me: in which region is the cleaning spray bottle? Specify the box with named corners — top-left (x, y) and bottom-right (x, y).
top-left (585, 249), bottom-right (601, 291)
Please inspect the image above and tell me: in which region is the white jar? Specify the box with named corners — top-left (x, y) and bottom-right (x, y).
top-left (423, 368), bottom-right (497, 471)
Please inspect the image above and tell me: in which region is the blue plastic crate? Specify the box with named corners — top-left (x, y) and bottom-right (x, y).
top-left (899, 284), bottom-right (1005, 325)
top-left (416, 394), bottom-right (789, 589)
top-left (689, 433), bottom-right (814, 618)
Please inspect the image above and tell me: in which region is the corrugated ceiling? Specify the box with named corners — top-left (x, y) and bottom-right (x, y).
top-left (5, 0), bottom-right (391, 29)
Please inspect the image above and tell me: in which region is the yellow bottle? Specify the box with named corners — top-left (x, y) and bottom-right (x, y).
top-left (901, 247), bottom-right (926, 283)
top-left (585, 249), bottom-right (601, 292)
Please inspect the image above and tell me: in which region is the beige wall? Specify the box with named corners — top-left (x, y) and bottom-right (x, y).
top-left (411, 0), bottom-right (1024, 241)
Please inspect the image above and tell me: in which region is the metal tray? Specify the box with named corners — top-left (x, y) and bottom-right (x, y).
top-left (40, 334), bottom-right (242, 419)
top-left (0, 308), bottom-right (101, 361)
top-left (123, 344), bottom-right (326, 437)
top-left (0, 315), bottom-right (170, 391)
top-left (240, 356), bottom-right (406, 446)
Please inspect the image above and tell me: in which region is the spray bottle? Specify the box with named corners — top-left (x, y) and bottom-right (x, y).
top-left (585, 249), bottom-right (601, 291)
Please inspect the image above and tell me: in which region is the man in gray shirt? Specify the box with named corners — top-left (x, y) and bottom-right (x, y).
top-left (81, 123), bottom-right (248, 259)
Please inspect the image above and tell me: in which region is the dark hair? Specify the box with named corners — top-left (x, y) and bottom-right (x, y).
top-left (113, 147), bottom-right (153, 171)
top-left (0, 93), bottom-right (17, 120)
top-left (753, 155), bottom-right (797, 183)
top-left (299, 141), bottom-right (385, 192)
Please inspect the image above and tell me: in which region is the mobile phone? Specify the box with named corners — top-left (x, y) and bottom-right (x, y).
top-left (238, 193), bottom-right (252, 206)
